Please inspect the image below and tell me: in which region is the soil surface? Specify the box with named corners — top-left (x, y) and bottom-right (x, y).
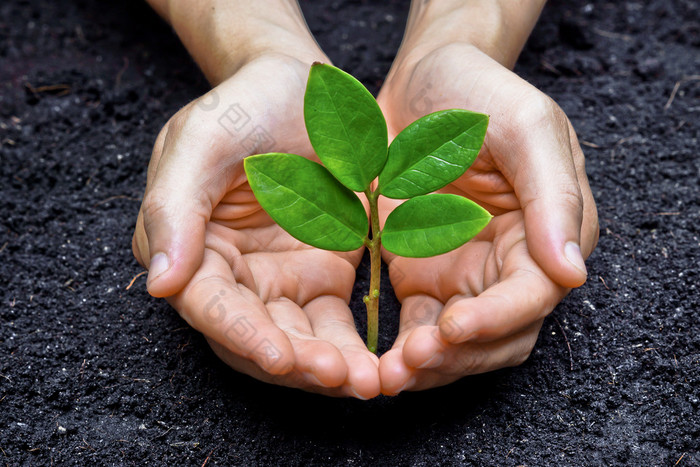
top-left (1, 0), bottom-right (699, 465)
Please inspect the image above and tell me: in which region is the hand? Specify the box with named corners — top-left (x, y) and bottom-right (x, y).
top-left (375, 43), bottom-right (599, 393)
top-left (132, 54), bottom-right (380, 399)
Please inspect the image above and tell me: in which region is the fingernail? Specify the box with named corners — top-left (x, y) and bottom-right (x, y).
top-left (564, 242), bottom-right (587, 275)
top-left (304, 373), bottom-right (327, 388)
top-left (350, 386), bottom-right (369, 400)
top-left (417, 352), bottom-right (444, 369)
top-left (394, 376), bottom-right (416, 395)
top-left (147, 252), bottom-right (170, 286)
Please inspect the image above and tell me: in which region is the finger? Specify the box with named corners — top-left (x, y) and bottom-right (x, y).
top-left (438, 242), bottom-right (566, 344)
top-left (210, 185), bottom-right (273, 231)
top-left (132, 210), bottom-right (147, 268)
top-left (132, 121), bottom-right (170, 269)
top-left (446, 158), bottom-right (521, 214)
top-left (379, 295), bottom-right (442, 395)
top-left (382, 320), bottom-right (542, 394)
top-left (246, 248), bottom-right (359, 310)
top-left (493, 93), bottom-right (588, 288)
top-left (379, 348), bottom-right (416, 396)
top-left (392, 295), bottom-right (444, 349)
top-left (205, 337), bottom-right (350, 397)
top-left (305, 295), bottom-right (381, 400)
top-left (141, 106), bottom-right (248, 297)
top-left (568, 124), bottom-right (600, 258)
top-left (402, 326), bottom-right (448, 369)
top-left (266, 298), bottom-right (347, 388)
top-left (404, 321), bottom-right (543, 392)
top-left (170, 248), bottom-right (295, 375)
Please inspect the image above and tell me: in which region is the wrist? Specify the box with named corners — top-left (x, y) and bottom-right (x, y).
top-left (164, 0), bottom-right (326, 84)
top-left (396, 0), bottom-right (546, 69)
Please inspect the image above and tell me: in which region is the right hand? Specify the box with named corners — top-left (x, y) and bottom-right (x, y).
top-left (131, 54), bottom-right (381, 399)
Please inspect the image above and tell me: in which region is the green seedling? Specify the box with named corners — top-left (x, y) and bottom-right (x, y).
top-left (244, 63), bottom-right (491, 353)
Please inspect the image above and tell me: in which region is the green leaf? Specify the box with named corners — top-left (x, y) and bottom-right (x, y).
top-left (378, 110), bottom-right (488, 199)
top-left (304, 63), bottom-right (388, 192)
top-left (382, 194), bottom-right (492, 258)
top-left (244, 153), bottom-right (368, 251)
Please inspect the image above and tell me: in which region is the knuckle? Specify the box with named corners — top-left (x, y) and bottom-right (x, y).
top-left (510, 344), bottom-right (534, 367)
top-left (166, 104), bottom-right (190, 137)
top-left (168, 104), bottom-right (193, 130)
top-left (509, 325), bottom-right (541, 367)
top-left (512, 91), bottom-right (568, 138)
top-left (140, 190), bottom-right (171, 226)
top-left (558, 184), bottom-right (585, 216)
top-left (153, 122), bottom-right (170, 152)
top-left (164, 103), bottom-right (209, 143)
top-left (147, 120), bottom-right (174, 180)
top-left (452, 346), bottom-right (488, 375)
top-left (514, 92), bottom-right (554, 126)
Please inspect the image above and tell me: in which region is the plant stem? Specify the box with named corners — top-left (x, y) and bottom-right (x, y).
top-left (364, 189), bottom-right (381, 353)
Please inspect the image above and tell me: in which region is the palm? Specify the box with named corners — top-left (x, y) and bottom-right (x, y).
top-left (374, 44), bottom-right (595, 393)
top-left (378, 197), bottom-right (565, 391)
top-left (167, 180), bottom-right (372, 395)
top-left (376, 143), bottom-right (563, 391)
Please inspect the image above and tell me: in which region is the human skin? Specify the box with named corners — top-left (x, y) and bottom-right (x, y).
top-left (133, 0), bottom-right (598, 397)
top-left (375, 0), bottom-right (599, 393)
top-left (132, 0), bottom-right (381, 398)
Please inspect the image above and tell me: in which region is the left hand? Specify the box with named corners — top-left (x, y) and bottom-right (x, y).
top-left (375, 43), bottom-right (599, 394)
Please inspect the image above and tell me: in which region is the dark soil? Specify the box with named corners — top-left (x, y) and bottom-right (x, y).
top-left (1, 0), bottom-right (699, 465)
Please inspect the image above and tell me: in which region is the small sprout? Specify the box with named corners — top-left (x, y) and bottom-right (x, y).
top-left (244, 63), bottom-right (490, 353)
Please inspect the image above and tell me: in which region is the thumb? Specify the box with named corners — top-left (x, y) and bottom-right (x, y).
top-left (136, 113), bottom-right (228, 298)
top-left (140, 181), bottom-right (210, 298)
top-left (499, 98), bottom-right (588, 288)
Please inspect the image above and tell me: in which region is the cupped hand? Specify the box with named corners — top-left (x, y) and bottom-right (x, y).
top-left (132, 54), bottom-right (380, 398)
top-left (375, 43), bottom-right (599, 393)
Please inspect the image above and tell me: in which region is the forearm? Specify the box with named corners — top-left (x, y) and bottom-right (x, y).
top-left (146, 0), bottom-right (324, 84)
top-left (400, 0), bottom-right (547, 68)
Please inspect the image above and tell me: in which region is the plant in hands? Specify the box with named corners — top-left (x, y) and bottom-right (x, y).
top-left (244, 63), bottom-right (491, 353)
